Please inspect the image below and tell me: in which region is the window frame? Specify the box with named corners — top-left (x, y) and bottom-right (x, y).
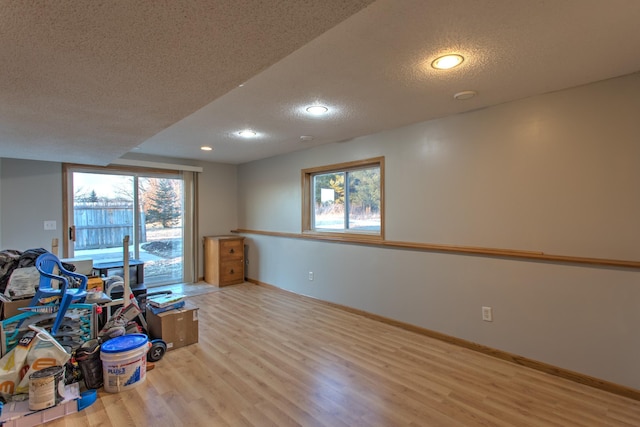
top-left (301, 157), bottom-right (384, 241)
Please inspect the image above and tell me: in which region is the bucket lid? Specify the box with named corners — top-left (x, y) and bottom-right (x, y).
top-left (30, 365), bottom-right (64, 379)
top-left (101, 334), bottom-right (148, 354)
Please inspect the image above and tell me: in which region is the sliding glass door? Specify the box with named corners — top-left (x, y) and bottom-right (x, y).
top-left (64, 166), bottom-right (186, 286)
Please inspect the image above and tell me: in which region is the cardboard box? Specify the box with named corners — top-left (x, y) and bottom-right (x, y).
top-left (86, 276), bottom-right (104, 291)
top-left (146, 300), bottom-right (198, 351)
top-left (0, 297), bottom-right (32, 320)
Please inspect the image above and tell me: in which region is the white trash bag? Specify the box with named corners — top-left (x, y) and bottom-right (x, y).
top-left (0, 326), bottom-right (70, 397)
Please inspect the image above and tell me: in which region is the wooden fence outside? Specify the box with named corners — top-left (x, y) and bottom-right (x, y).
top-left (74, 202), bottom-right (146, 250)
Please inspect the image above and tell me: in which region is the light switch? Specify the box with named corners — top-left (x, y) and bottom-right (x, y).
top-left (44, 220), bottom-right (57, 231)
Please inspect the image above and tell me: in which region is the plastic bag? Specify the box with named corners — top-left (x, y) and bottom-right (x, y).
top-left (0, 330), bottom-right (36, 397)
top-left (16, 327), bottom-right (70, 394)
top-left (0, 326), bottom-right (70, 397)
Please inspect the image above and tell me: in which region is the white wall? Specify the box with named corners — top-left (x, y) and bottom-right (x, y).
top-left (0, 159), bottom-right (64, 251)
top-left (195, 160), bottom-right (238, 278)
top-left (0, 157), bottom-right (238, 279)
top-left (237, 72), bottom-right (640, 389)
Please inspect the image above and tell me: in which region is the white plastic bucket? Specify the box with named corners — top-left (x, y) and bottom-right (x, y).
top-left (100, 334), bottom-right (149, 393)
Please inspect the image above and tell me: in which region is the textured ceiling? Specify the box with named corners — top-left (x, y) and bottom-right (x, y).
top-left (2, 0), bottom-right (640, 166)
top-left (0, 0), bottom-right (374, 165)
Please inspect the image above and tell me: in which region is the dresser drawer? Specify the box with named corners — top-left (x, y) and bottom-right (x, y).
top-left (220, 239), bottom-right (243, 259)
top-left (219, 259), bottom-right (244, 285)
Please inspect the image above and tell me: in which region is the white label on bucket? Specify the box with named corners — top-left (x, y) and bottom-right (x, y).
top-left (102, 350), bottom-right (148, 393)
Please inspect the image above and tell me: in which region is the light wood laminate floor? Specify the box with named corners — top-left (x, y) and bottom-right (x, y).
top-left (49, 283), bottom-right (640, 426)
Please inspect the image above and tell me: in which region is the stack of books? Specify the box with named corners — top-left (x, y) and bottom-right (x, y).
top-left (147, 293), bottom-right (185, 314)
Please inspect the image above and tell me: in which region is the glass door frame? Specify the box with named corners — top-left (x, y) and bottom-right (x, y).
top-left (62, 163), bottom-right (191, 285)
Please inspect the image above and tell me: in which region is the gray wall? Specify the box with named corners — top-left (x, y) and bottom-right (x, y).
top-left (0, 159), bottom-right (63, 251)
top-left (195, 160), bottom-right (238, 278)
top-left (237, 72), bottom-right (640, 389)
top-left (0, 157), bottom-right (238, 280)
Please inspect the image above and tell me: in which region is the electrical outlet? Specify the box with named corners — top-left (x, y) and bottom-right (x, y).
top-left (482, 306), bottom-right (493, 322)
top-left (308, 271), bottom-right (314, 281)
top-left (44, 220), bottom-right (57, 231)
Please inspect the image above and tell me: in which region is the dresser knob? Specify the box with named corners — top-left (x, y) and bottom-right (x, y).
top-left (230, 269), bottom-right (234, 274)
top-left (229, 248), bottom-right (235, 254)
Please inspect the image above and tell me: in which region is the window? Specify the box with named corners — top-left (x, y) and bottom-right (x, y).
top-left (63, 164), bottom-right (197, 286)
top-left (302, 157), bottom-right (384, 239)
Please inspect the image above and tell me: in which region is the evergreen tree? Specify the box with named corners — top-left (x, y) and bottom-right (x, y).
top-left (349, 168), bottom-right (380, 215)
top-left (146, 179), bottom-right (180, 227)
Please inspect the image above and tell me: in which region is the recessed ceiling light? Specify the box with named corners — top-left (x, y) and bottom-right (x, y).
top-left (305, 105), bottom-right (329, 115)
top-left (453, 90), bottom-right (477, 100)
top-left (300, 135), bottom-right (314, 142)
top-left (238, 129), bottom-right (257, 138)
top-left (200, 146), bottom-right (213, 151)
top-left (431, 54), bottom-right (464, 70)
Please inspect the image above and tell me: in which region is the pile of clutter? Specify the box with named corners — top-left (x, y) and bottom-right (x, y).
top-left (0, 250), bottom-right (168, 425)
top-left (0, 248), bottom-right (63, 297)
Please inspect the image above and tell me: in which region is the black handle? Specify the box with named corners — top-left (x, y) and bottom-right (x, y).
top-left (229, 269), bottom-right (234, 274)
top-left (229, 248), bottom-right (235, 254)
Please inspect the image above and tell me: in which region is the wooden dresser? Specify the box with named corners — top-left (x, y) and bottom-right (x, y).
top-left (204, 235), bottom-right (245, 286)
